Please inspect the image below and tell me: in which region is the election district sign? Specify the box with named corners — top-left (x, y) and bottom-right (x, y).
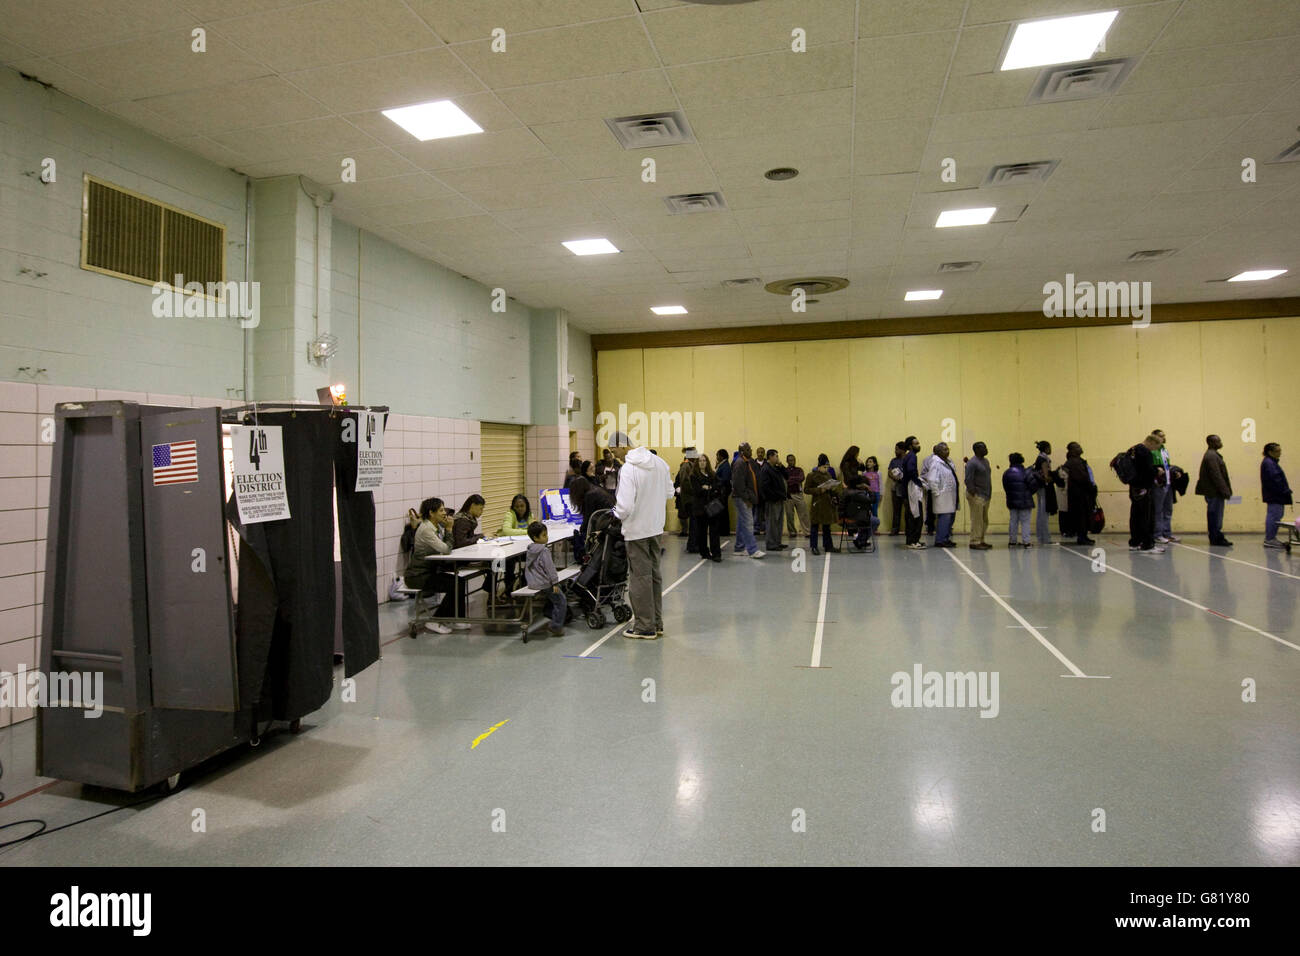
top-left (356, 410), bottom-right (385, 492)
top-left (230, 424), bottom-right (290, 524)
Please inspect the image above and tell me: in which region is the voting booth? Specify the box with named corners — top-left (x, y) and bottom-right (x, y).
top-left (539, 488), bottom-right (581, 524)
top-left (38, 400), bottom-right (384, 793)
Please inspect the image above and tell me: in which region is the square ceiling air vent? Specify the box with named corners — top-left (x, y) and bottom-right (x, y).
top-left (664, 192), bottom-right (727, 214)
top-left (605, 110), bottom-right (696, 149)
top-left (1027, 57), bottom-right (1135, 103)
top-left (984, 160), bottom-right (1058, 186)
top-left (1269, 139), bottom-right (1300, 163)
top-left (722, 276), bottom-right (763, 288)
top-left (938, 260), bottom-right (982, 273)
top-left (1127, 249), bottom-right (1176, 261)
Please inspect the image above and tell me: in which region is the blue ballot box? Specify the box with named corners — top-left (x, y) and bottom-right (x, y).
top-left (539, 488), bottom-right (581, 523)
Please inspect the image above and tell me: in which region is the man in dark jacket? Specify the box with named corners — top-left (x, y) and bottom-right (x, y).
top-left (1195, 434), bottom-right (1233, 547)
top-left (1261, 443), bottom-right (1291, 549)
top-left (730, 443), bottom-right (764, 558)
top-left (902, 435), bottom-right (925, 548)
top-left (759, 449), bottom-right (789, 551)
top-left (714, 448), bottom-right (732, 533)
top-left (1128, 434), bottom-right (1162, 553)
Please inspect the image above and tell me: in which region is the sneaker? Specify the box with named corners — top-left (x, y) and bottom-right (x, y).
top-left (1140, 546), bottom-right (1166, 554)
top-left (1263, 539), bottom-right (1285, 549)
top-left (907, 542), bottom-right (926, 550)
top-left (1155, 536), bottom-right (1170, 544)
top-left (750, 550), bottom-right (766, 559)
top-left (548, 625), bottom-right (565, 636)
top-left (1022, 542), bottom-right (1033, 549)
top-left (1129, 545), bottom-right (1141, 551)
top-left (424, 622), bottom-right (453, 634)
top-left (453, 622), bottom-right (472, 630)
top-left (1167, 534), bottom-right (1181, 542)
top-left (656, 627), bottom-right (664, 637)
top-left (623, 627), bottom-right (656, 639)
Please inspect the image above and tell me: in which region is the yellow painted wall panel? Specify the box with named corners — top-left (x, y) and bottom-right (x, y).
top-left (1015, 327), bottom-right (1082, 456)
top-left (742, 342), bottom-right (797, 456)
top-left (850, 336), bottom-right (905, 471)
top-left (594, 349), bottom-right (644, 447)
top-left (794, 340), bottom-right (850, 468)
top-left (901, 334), bottom-right (962, 446)
top-left (691, 344), bottom-right (745, 457)
top-left (641, 346), bottom-right (695, 457)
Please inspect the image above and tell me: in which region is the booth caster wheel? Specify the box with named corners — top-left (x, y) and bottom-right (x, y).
top-left (586, 612), bottom-right (605, 629)
top-left (289, 718), bottom-right (303, 734)
top-left (249, 734), bottom-right (261, 748)
top-left (613, 605), bottom-right (632, 623)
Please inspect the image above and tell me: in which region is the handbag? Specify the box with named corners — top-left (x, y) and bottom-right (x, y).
top-left (705, 497), bottom-right (725, 518)
top-left (1088, 507), bottom-right (1105, 534)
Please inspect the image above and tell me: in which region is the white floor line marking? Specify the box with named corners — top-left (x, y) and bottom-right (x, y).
top-left (1171, 541), bottom-right (1300, 580)
top-left (942, 548), bottom-right (1090, 678)
top-left (809, 550), bottom-right (832, 668)
top-left (1060, 548), bottom-right (1300, 652)
top-left (579, 539), bottom-right (729, 658)
top-left (1007, 625), bottom-right (1049, 629)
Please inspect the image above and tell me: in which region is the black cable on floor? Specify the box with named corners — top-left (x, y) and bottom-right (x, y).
top-left (1, 792), bottom-right (164, 850)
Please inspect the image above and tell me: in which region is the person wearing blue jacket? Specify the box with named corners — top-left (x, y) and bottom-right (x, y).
top-left (1261, 443), bottom-right (1292, 549)
top-left (1003, 452), bottom-right (1038, 547)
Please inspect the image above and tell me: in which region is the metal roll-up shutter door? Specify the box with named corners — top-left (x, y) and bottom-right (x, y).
top-left (479, 423), bottom-right (526, 536)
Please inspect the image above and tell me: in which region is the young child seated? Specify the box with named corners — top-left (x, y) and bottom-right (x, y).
top-left (524, 521), bottom-right (566, 636)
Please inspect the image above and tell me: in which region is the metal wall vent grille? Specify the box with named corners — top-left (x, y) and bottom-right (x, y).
top-left (81, 175), bottom-right (225, 289)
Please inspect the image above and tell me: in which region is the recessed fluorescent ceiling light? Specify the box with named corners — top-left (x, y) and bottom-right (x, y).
top-left (382, 100), bottom-right (483, 141)
top-left (1000, 10), bottom-right (1118, 71)
top-left (935, 207), bottom-right (996, 228)
top-left (562, 238), bottom-right (620, 256)
top-left (905, 290), bottom-right (943, 301)
top-left (1227, 269), bottom-right (1287, 281)
top-left (651, 306), bottom-right (688, 315)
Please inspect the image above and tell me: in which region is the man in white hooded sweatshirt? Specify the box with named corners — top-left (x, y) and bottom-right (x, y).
top-left (613, 444), bottom-right (676, 639)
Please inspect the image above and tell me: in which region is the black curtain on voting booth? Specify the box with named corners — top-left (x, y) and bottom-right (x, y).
top-left (228, 411), bottom-right (335, 722)
top-left (332, 412), bottom-right (382, 678)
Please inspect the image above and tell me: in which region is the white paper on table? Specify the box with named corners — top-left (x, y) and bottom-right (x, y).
top-left (544, 491), bottom-right (565, 517)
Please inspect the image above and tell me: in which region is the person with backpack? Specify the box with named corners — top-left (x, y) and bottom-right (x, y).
top-left (1260, 443), bottom-right (1291, 549)
top-left (1003, 453), bottom-right (1036, 547)
top-left (1123, 434), bottom-right (1163, 553)
top-left (1195, 434), bottom-right (1233, 547)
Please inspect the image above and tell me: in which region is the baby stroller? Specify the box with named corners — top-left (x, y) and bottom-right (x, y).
top-left (572, 509), bottom-right (632, 628)
top-left (838, 489), bottom-right (878, 553)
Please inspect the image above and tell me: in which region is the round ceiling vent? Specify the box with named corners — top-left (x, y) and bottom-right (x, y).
top-left (764, 167), bottom-right (799, 181)
top-left (764, 276), bottom-right (849, 297)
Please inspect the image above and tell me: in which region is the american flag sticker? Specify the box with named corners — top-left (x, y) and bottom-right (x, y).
top-left (152, 440), bottom-right (198, 485)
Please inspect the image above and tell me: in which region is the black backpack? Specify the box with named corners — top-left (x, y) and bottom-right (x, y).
top-left (1110, 449), bottom-right (1136, 485)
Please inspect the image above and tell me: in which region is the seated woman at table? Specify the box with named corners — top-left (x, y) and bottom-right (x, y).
top-left (500, 494), bottom-right (532, 535)
top-left (402, 497), bottom-right (470, 634)
top-left (452, 495), bottom-right (487, 549)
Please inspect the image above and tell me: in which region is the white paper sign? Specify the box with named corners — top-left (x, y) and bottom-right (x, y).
top-left (230, 424), bottom-right (290, 524)
top-left (356, 411), bottom-right (385, 492)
